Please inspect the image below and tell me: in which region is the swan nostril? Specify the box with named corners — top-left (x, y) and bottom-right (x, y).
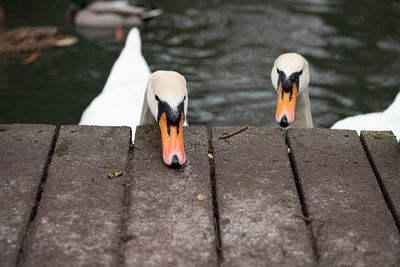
top-left (169, 155), bottom-right (180, 169)
top-left (279, 115), bottom-right (289, 127)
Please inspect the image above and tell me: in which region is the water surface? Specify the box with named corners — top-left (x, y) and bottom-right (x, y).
top-left (1, 0), bottom-right (399, 128)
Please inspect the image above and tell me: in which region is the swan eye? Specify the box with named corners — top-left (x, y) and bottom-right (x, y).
top-left (276, 68), bottom-right (280, 74)
top-left (155, 95), bottom-right (160, 101)
top-left (299, 70), bottom-right (303, 75)
top-left (183, 95), bottom-right (186, 101)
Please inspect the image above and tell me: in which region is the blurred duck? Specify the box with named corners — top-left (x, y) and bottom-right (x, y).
top-left (0, 7), bottom-right (77, 55)
top-left (79, 28), bottom-right (188, 168)
top-left (270, 53), bottom-right (313, 128)
top-left (332, 92), bottom-right (400, 141)
top-left (66, 0), bottom-right (163, 28)
top-left (0, 7), bottom-right (4, 32)
top-left (0, 27), bottom-right (77, 54)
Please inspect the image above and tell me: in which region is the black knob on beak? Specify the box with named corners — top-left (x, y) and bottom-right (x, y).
top-left (279, 115), bottom-right (289, 127)
top-left (282, 79), bottom-right (292, 93)
top-left (170, 155), bottom-right (180, 169)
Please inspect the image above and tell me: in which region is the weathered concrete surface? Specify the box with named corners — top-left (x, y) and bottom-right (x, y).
top-left (0, 124), bottom-right (56, 267)
top-left (361, 131), bottom-right (400, 228)
top-left (287, 128), bottom-right (400, 266)
top-left (124, 125), bottom-right (217, 266)
top-left (19, 125), bottom-right (131, 267)
top-left (212, 127), bottom-right (314, 267)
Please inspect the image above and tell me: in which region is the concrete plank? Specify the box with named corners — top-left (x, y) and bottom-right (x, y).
top-left (124, 125), bottom-right (217, 266)
top-left (361, 131), bottom-right (400, 228)
top-left (0, 124), bottom-right (56, 267)
top-left (19, 125), bottom-right (131, 267)
top-left (287, 128), bottom-right (400, 266)
top-left (212, 127), bottom-right (314, 267)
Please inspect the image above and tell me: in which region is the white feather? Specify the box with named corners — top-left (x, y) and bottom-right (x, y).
top-left (331, 92), bottom-right (400, 141)
top-left (79, 28), bottom-right (189, 141)
top-left (79, 27), bottom-right (151, 136)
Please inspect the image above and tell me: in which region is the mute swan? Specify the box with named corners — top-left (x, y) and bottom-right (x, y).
top-left (270, 53), bottom-right (400, 141)
top-left (79, 28), bottom-right (188, 167)
top-left (66, 0), bottom-right (163, 28)
top-left (270, 53), bottom-right (313, 128)
top-left (331, 92), bottom-right (400, 141)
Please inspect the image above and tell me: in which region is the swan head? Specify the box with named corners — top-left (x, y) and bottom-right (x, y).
top-left (146, 71), bottom-right (188, 168)
top-left (271, 53), bottom-right (310, 127)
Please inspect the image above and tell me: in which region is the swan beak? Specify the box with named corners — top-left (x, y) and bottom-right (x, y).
top-left (158, 112), bottom-right (186, 168)
top-left (275, 82), bottom-right (298, 127)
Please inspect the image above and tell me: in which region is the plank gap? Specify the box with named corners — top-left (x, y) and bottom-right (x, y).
top-left (286, 131), bottom-right (320, 263)
top-left (16, 126), bottom-right (59, 266)
top-left (360, 135), bottom-right (400, 233)
top-left (117, 129), bottom-right (134, 266)
top-left (208, 127), bottom-right (223, 266)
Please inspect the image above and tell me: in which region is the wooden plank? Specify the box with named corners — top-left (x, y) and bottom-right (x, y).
top-left (361, 131), bottom-right (400, 229)
top-left (19, 125), bottom-right (131, 266)
top-left (287, 128), bottom-right (400, 266)
top-left (0, 124), bottom-right (56, 267)
top-left (212, 127), bottom-right (314, 266)
top-left (124, 125), bottom-right (217, 266)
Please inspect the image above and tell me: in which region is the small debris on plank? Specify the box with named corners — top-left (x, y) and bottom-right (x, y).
top-left (108, 171), bottom-right (123, 179)
top-left (65, 157), bottom-right (71, 162)
top-left (219, 126), bottom-right (248, 139)
top-left (197, 194), bottom-right (204, 202)
top-left (208, 153), bottom-right (214, 160)
top-left (287, 148), bottom-right (291, 154)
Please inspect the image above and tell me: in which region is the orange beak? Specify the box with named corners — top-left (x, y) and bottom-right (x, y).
top-left (158, 112), bottom-right (186, 167)
top-left (275, 82), bottom-right (298, 126)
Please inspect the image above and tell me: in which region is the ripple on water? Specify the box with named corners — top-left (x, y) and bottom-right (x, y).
top-left (2, 0), bottom-right (399, 127)
top-left (167, 47), bottom-right (216, 59)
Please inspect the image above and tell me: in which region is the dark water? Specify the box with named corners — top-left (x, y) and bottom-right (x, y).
top-left (1, 0), bottom-right (399, 128)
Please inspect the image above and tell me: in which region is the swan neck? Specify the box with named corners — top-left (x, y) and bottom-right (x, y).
top-left (290, 87), bottom-right (313, 128)
top-left (139, 87), bottom-right (157, 126)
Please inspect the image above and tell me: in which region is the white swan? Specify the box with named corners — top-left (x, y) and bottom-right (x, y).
top-left (270, 53), bottom-right (313, 128)
top-left (270, 53), bottom-right (400, 141)
top-left (79, 28), bottom-right (188, 167)
top-left (331, 92), bottom-right (400, 141)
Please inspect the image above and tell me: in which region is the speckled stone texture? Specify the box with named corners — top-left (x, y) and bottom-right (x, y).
top-left (2, 125), bottom-right (400, 266)
top-left (212, 127), bottom-right (314, 267)
top-left (361, 131), bottom-right (400, 227)
top-left (19, 125), bottom-right (131, 267)
top-left (0, 124), bottom-right (56, 267)
top-left (124, 125), bottom-right (217, 266)
top-left (287, 128), bottom-right (400, 266)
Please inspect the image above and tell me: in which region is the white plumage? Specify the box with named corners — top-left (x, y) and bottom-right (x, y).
top-left (79, 27), bottom-right (151, 136)
top-left (331, 91), bottom-right (400, 141)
